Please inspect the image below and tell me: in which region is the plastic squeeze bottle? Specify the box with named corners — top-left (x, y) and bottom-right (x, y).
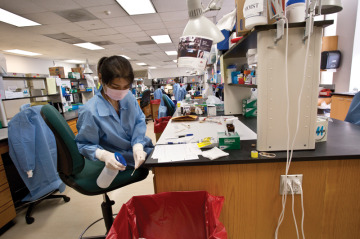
top-left (97, 152), bottom-right (127, 188)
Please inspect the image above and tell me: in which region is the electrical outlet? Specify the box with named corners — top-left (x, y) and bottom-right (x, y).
top-left (279, 174), bottom-right (303, 195)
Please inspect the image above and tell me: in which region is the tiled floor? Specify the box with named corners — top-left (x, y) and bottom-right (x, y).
top-left (1, 121), bottom-right (156, 239)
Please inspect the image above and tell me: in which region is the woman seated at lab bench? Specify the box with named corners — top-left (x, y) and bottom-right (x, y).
top-left (75, 56), bottom-right (154, 172)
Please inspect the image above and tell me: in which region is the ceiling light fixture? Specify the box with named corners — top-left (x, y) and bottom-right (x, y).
top-left (0, 8), bottom-right (41, 27)
top-left (165, 51), bottom-right (177, 56)
top-left (151, 35), bottom-right (172, 44)
top-left (173, 60), bottom-right (178, 63)
top-left (182, 0), bottom-right (224, 44)
top-left (136, 63), bottom-right (147, 66)
top-left (119, 55), bottom-right (131, 60)
top-left (73, 42), bottom-right (104, 50)
top-left (64, 60), bottom-right (85, 64)
top-left (4, 49), bottom-right (41, 56)
top-left (115, 0), bottom-right (156, 15)
top-left (148, 66), bottom-right (157, 69)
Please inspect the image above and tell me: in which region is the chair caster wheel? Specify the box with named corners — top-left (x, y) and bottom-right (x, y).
top-left (64, 196), bottom-right (70, 202)
top-left (26, 217), bottom-right (35, 224)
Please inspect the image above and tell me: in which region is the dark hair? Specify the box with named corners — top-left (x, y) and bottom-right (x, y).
top-left (99, 55), bottom-right (134, 85)
top-left (97, 56), bottom-right (107, 74)
top-left (174, 77), bottom-right (180, 83)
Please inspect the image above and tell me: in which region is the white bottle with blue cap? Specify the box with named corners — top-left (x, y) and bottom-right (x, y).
top-left (97, 152), bottom-right (127, 189)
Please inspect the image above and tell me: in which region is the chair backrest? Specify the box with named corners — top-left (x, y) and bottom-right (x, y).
top-left (162, 94), bottom-right (175, 116)
top-left (141, 90), bottom-right (151, 108)
top-left (40, 105), bottom-right (85, 177)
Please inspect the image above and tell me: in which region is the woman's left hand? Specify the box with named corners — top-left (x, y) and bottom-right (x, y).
top-left (133, 144), bottom-right (147, 169)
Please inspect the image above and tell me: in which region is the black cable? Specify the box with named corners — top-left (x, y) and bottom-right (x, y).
top-left (78, 213), bottom-right (118, 239)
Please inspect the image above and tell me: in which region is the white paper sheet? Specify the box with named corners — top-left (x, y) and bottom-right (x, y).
top-left (156, 116), bottom-right (257, 145)
top-left (152, 144), bottom-right (202, 163)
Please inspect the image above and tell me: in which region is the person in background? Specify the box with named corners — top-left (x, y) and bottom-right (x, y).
top-left (173, 77), bottom-right (181, 101)
top-left (75, 55), bottom-right (154, 173)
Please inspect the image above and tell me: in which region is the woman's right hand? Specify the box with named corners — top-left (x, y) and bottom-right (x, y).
top-left (96, 149), bottom-right (126, 171)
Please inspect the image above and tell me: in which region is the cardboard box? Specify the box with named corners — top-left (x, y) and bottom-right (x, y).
top-left (218, 132), bottom-right (241, 150)
top-left (235, 0), bottom-right (277, 36)
top-left (71, 67), bottom-right (84, 79)
top-left (49, 67), bottom-right (65, 78)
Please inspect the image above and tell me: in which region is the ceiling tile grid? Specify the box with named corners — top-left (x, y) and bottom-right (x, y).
top-left (1, 0), bottom-right (235, 70)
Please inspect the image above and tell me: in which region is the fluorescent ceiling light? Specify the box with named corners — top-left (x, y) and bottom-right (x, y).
top-left (136, 63), bottom-right (147, 66)
top-left (64, 60), bottom-right (85, 64)
top-left (73, 42), bottom-right (104, 50)
top-left (165, 51), bottom-right (177, 56)
top-left (4, 49), bottom-right (41, 56)
top-left (148, 66), bottom-right (157, 69)
top-left (151, 35), bottom-right (172, 44)
top-left (119, 55), bottom-right (131, 60)
top-left (0, 8), bottom-right (41, 27)
top-left (173, 60), bottom-right (178, 63)
top-left (115, 0), bottom-right (156, 15)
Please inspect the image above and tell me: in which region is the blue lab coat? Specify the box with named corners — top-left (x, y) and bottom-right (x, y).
top-left (8, 105), bottom-right (65, 202)
top-left (75, 88), bottom-right (154, 167)
top-left (173, 83), bottom-right (180, 99)
top-left (345, 92), bottom-right (360, 126)
top-left (154, 88), bottom-right (163, 101)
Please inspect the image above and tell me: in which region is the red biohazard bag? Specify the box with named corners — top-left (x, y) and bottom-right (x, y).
top-left (106, 191), bottom-right (227, 239)
top-left (154, 116), bottom-right (172, 134)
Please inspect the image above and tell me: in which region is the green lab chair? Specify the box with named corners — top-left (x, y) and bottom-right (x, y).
top-left (40, 105), bottom-right (149, 239)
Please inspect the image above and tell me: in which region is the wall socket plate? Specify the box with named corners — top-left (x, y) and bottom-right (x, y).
top-left (279, 174), bottom-right (303, 195)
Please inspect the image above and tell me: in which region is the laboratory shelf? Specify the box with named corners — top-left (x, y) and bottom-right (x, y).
top-left (223, 20), bottom-right (333, 59)
top-left (2, 94), bottom-right (60, 101)
top-left (228, 84), bottom-right (257, 88)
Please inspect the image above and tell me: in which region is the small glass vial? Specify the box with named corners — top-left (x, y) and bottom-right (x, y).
top-left (226, 119), bottom-right (235, 133)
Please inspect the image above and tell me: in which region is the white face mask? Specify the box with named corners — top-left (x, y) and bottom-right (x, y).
top-left (105, 87), bottom-right (129, 101)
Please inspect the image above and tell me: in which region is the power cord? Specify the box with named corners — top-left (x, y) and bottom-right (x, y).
top-left (294, 179), bottom-right (306, 239)
top-left (289, 183), bottom-right (300, 239)
top-left (274, 11), bottom-right (290, 239)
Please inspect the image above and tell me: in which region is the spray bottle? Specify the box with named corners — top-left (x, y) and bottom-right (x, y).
top-left (97, 152), bottom-right (127, 189)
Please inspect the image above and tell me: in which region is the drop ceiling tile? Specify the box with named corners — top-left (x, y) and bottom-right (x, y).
top-left (158, 43), bottom-right (177, 51)
top-left (75, 20), bottom-right (110, 30)
top-left (91, 41), bottom-right (114, 46)
top-left (56, 9), bottom-right (99, 23)
top-left (31, 0), bottom-right (82, 11)
top-left (102, 17), bottom-right (136, 27)
top-left (126, 31), bottom-right (148, 38)
top-left (66, 30), bottom-right (94, 38)
top-left (130, 14), bottom-right (162, 24)
top-left (167, 27), bottom-right (185, 35)
top-left (78, 36), bottom-right (104, 42)
top-left (114, 25), bottom-right (142, 33)
top-left (141, 45), bottom-right (163, 51)
top-left (86, 4), bottom-right (128, 19)
top-left (0, 0), bottom-right (48, 14)
top-left (145, 29), bottom-right (169, 36)
top-left (101, 34), bottom-right (127, 40)
top-left (111, 38), bottom-right (133, 44)
top-left (129, 36), bottom-right (152, 42)
top-left (22, 12), bottom-right (70, 24)
top-left (159, 11), bottom-right (188, 22)
top-left (25, 25), bottom-right (63, 35)
top-left (90, 28), bottom-right (118, 36)
top-left (73, 0), bottom-right (114, 7)
top-left (152, 0), bottom-right (187, 13)
top-left (163, 20), bottom-right (188, 29)
top-left (138, 22), bottom-right (166, 31)
top-left (51, 23), bottom-right (84, 32)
